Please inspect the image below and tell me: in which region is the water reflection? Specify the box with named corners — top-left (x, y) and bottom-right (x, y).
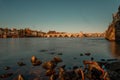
top-left (110, 41), bottom-right (120, 58)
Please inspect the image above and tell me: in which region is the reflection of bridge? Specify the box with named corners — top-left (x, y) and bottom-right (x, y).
top-left (43, 33), bottom-right (84, 38)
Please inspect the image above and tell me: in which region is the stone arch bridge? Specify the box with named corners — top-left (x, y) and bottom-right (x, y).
top-left (42, 33), bottom-right (84, 38)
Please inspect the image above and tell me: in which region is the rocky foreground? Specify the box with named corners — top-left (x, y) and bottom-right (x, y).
top-left (0, 54), bottom-right (120, 80)
top-left (105, 61), bottom-right (120, 80)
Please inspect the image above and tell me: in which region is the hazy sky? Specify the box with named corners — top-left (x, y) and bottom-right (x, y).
top-left (0, 0), bottom-right (120, 32)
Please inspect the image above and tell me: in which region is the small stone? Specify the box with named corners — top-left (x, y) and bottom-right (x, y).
top-left (80, 66), bottom-right (83, 68)
top-left (85, 53), bottom-right (91, 56)
top-left (32, 60), bottom-right (42, 66)
top-left (58, 67), bottom-right (65, 77)
top-left (31, 56), bottom-right (42, 66)
top-left (75, 68), bottom-right (84, 77)
top-left (18, 74), bottom-right (24, 80)
top-left (45, 69), bottom-right (55, 76)
top-left (60, 64), bottom-right (66, 69)
top-left (40, 49), bottom-right (48, 52)
top-left (107, 59), bottom-right (118, 61)
top-left (17, 62), bottom-right (26, 66)
top-left (101, 59), bottom-right (105, 61)
top-left (0, 73), bottom-right (13, 78)
top-left (73, 66), bottom-right (78, 70)
top-left (31, 56), bottom-right (37, 63)
top-left (33, 77), bottom-right (40, 80)
top-left (42, 61), bottom-right (56, 70)
top-left (91, 57), bottom-right (94, 61)
top-left (80, 53), bottom-right (83, 56)
top-left (50, 52), bottom-right (55, 55)
top-left (53, 56), bottom-right (62, 63)
top-left (4, 66), bottom-right (10, 70)
top-left (58, 53), bottom-right (63, 55)
top-left (73, 57), bottom-right (77, 59)
top-left (68, 67), bottom-right (71, 70)
top-left (49, 74), bottom-right (57, 80)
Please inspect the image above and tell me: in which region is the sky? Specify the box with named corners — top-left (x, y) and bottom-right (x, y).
top-left (0, 0), bottom-right (120, 33)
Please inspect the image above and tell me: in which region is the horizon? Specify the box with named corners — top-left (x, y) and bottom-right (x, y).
top-left (0, 0), bottom-right (120, 33)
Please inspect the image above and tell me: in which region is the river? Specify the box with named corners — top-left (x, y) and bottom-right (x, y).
top-left (0, 38), bottom-right (120, 79)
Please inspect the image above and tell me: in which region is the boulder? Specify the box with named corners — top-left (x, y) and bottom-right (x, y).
top-left (31, 56), bottom-right (37, 63)
top-left (42, 61), bottom-right (56, 70)
top-left (31, 56), bottom-right (42, 66)
top-left (52, 56), bottom-right (62, 63)
top-left (32, 60), bottom-right (42, 66)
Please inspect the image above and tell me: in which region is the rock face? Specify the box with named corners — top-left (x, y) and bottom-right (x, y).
top-left (106, 23), bottom-right (116, 41)
top-left (106, 6), bottom-right (120, 41)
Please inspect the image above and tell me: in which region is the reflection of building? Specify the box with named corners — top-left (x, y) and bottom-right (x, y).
top-left (110, 42), bottom-right (120, 58)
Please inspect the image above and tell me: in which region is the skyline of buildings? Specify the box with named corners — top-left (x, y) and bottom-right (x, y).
top-left (0, 27), bottom-right (105, 38)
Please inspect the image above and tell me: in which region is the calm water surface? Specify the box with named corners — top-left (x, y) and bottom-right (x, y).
top-left (0, 38), bottom-right (120, 79)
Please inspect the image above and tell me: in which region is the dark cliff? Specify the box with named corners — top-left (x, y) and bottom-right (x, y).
top-left (106, 6), bottom-right (120, 41)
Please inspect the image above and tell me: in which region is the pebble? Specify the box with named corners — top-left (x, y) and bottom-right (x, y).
top-left (3, 66), bottom-right (10, 70)
top-left (58, 53), bottom-right (63, 55)
top-left (40, 49), bottom-right (48, 52)
top-left (85, 53), bottom-right (91, 56)
top-left (80, 53), bottom-right (83, 56)
top-left (17, 62), bottom-right (26, 66)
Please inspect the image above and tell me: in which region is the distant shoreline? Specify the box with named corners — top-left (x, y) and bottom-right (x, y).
top-left (0, 28), bottom-right (105, 38)
top-left (0, 37), bottom-right (105, 38)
